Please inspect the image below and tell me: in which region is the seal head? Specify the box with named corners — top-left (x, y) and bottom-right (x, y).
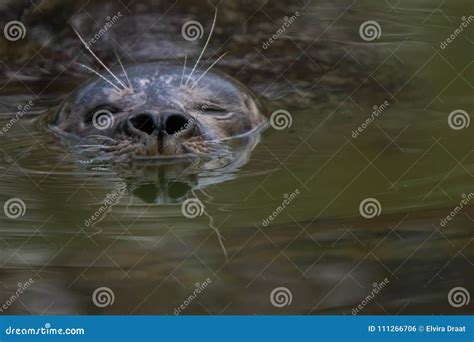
top-left (49, 63), bottom-right (266, 159)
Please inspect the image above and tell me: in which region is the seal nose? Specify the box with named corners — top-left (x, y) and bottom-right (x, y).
top-left (129, 112), bottom-right (190, 136)
top-left (163, 113), bottom-right (189, 135)
top-left (130, 113), bottom-right (156, 135)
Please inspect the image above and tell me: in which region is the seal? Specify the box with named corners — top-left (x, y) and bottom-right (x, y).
top-left (48, 62), bottom-right (266, 160)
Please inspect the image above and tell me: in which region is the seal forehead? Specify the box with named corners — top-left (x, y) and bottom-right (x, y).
top-left (126, 64), bottom-right (243, 96)
top-left (137, 78), bottom-right (151, 88)
top-left (68, 63), bottom-right (256, 115)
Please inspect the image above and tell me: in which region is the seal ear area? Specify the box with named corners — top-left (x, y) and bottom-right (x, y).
top-left (242, 93), bottom-right (267, 124)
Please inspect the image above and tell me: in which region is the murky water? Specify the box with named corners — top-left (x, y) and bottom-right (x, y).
top-left (0, 0), bottom-right (472, 315)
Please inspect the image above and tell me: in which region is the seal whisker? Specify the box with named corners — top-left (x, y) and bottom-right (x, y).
top-left (76, 63), bottom-right (122, 92)
top-left (72, 144), bottom-right (111, 152)
top-left (180, 54), bottom-right (188, 86)
top-left (86, 135), bottom-right (118, 143)
top-left (191, 51), bottom-right (228, 89)
top-left (184, 9), bottom-right (217, 87)
top-left (115, 50), bottom-right (134, 92)
top-left (183, 140), bottom-right (226, 155)
top-left (83, 136), bottom-right (118, 144)
top-left (73, 28), bottom-right (129, 91)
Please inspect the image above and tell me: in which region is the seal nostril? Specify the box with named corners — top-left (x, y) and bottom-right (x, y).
top-left (130, 113), bottom-right (156, 135)
top-left (164, 114), bottom-right (189, 135)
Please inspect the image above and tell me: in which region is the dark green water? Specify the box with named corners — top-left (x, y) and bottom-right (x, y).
top-left (0, 0), bottom-right (472, 314)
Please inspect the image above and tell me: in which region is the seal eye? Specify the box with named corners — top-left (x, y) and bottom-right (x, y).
top-left (85, 105), bottom-right (120, 123)
top-left (197, 103), bottom-right (227, 116)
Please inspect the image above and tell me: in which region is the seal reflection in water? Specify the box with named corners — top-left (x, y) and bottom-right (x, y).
top-left (49, 63), bottom-right (267, 160)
